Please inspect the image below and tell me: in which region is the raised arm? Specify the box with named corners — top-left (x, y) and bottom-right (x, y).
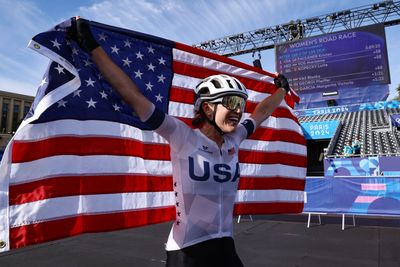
top-left (249, 74), bottom-right (290, 128)
top-left (69, 17), bottom-right (154, 121)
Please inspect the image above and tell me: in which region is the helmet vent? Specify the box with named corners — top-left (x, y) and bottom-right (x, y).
top-left (211, 80), bottom-right (222, 88)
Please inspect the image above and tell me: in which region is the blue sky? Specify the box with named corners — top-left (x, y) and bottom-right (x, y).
top-left (1, 0), bottom-right (399, 99)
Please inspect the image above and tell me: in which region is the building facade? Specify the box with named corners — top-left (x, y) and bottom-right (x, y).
top-left (0, 90), bottom-right (34, 134)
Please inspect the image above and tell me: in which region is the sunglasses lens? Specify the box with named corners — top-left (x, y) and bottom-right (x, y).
top-left (222, 96), bottom-right (245, 111)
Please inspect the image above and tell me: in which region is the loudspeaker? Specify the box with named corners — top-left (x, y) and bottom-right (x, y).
top-left (253, 59), bottom-right (263, 69)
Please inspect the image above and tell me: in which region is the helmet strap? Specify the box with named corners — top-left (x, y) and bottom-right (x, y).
top-left (200, 103), bottom-right (225, 135)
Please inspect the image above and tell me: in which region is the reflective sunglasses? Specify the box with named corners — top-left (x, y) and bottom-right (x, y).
top-left (212, 95), bottom-right (246, 111)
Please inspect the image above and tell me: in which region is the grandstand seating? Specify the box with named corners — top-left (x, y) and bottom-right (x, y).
top-left (298, 108), bottom-right (400, 156)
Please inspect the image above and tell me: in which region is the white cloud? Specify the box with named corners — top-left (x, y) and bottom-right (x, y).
top-left (0, 0), bottom-right (55, 96)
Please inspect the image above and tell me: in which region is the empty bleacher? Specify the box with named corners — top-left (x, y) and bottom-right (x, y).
top-left (298, 108), bottom-right (400, 156)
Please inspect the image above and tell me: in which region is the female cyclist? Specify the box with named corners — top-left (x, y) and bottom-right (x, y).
top-left (69, 18), bottom-right (291, 267)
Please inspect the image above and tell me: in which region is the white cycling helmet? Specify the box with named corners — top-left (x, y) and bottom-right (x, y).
top-left (194, 74), bottom-right (248, 111)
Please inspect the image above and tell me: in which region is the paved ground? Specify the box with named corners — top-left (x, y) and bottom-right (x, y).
top-left (0, 214), bottom-right (399, 267)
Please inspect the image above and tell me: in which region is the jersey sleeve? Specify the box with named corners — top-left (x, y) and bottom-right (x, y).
top-left (142, 104), bottom-right (192, 152)
top-left (229, 118), bottom-right (256, 145)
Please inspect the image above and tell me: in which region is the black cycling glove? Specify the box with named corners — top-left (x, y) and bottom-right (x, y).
top-left (67, 17), bottom-right (99, 53)
top-left (274, 74), bottom-right (290, 93)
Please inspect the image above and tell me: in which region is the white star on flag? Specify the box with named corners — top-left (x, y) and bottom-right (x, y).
top-left (155, 93), bottom-right (163, 102)
top-left (73, 89), bottom-right (82, 97)
top-left (134, 69), bottom-right (143, 79)
top-left (84, 59), bottom-right (93, 67)
top-left (85, 77), bottom-right (96, 87)
top-left (99, 91), bottom-right (108, 99)
top-left (145, 81), bottom-right (154, 91)
top-left (136, 51), bottom-right (144, 60)
top-left (72, 47), bottom-right (79, 55)
top-left (122, 57), bottom-right (132, 67)
top-left (57, 99), bottom-right (67, 107)
top-left (86, 98), bottom-right (97, 108)
top-left (55, 65), bottom-right (65, 74)
top-left (148, 46), bottom-right (155, 54)
top-left (112, 103), bottom-right (121, 111)
top-left (111, 45), bottom-right (120, 54)
top-left (158, 57), bottom-right (166, 65)
top-left (147, 63), bottom-right (155, 71)
top-left (39, 78), bottom-right (47, 87)
top-left (124, 40), bottom-right (132, 48)
top-left (157, 74), bottom-right (166, 83)
top-left (98, 33), bottom-right (107, 41)
top-left (51, 39), bottom-right (61, 50)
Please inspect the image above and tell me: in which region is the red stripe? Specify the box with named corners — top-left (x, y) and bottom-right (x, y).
top-left (245, 103), bottom-right (300, 124)
top-left (250, 128), bottom-right (306, 145)
top-left (233, 202), bottom-right (304, 215)
top-left (175, 42), bottom-right (276, 77)
top-left (10, 207), bottom-right (175, 249)
top-left (239, 150), bottom-right (307, 167)
top-left (238, 177), bottom-right (305, 191)
top-left (170, 86), bottom-right (194, 104)
top-left (12, 137), bottom-right (171, 163)
top-left (9, 174), bottom-right (173, 205)
top-left (173, 61), bottom-right (277, 94)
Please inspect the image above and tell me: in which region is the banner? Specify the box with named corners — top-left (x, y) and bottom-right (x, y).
top-left (300, 120), bottom-right (340, 140)
top-left (304, 177), bottom-right (400, 215)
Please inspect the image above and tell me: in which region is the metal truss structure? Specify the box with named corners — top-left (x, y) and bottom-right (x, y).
top-left (193, 0), bottom-right (400, 57)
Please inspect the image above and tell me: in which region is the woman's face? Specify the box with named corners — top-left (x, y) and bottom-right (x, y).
top-left (208, 103), bottom-right (243, 133)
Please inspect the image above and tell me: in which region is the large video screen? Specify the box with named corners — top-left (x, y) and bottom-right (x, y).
top-left (275, 24), bottom-right (390, 94)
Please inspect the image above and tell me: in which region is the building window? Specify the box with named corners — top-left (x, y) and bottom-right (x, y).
top-left (24, 104), bottom-right (31, 117)
top-left (12, 102), bottom-right (21, 132)
top-left (1, 103), bottom-right (8, 133)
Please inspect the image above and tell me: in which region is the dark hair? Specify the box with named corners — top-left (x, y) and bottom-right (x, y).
top-left (192, 87), bottom-right (210, 127)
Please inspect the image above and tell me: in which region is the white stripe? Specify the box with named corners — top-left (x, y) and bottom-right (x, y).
top-left (235, 189), bottom-right (304, 203)
top-left (172, 74), bottom-right (200, 92)
top-left (173, 49), bottom-right (275, 83)
top-left (10, 155), bottom-right (172, 185)
top-left (240, 140), bottom-right (306, 156)
top-left (14, 119), bottom-right (167, 144)
top-left (10, 192), bottom-right (175, 227)
top-left (258, 116), bottom-right (303, 135)
top-left (10, 154), bottom-right (305, 185)
top-left (240, 163), bottom-right (305, 178)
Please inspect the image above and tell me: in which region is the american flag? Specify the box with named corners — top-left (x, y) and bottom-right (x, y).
top-left (0, 18), bottom-right (306, 252)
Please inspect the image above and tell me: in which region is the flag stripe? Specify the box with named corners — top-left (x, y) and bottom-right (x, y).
top-left (11, 136), bottom-right (171, 163)
top-left (238, 177), bottom-right (305, 191)
top-left (233, 202), bottom-right (304, 215)
top-left (239, 150), bottom-right (306, 167)
top-left (9, 174), bottom-right (173, 205)
top-left (235, 189), bottom-right (304, 203)
top-left (10, 206), bottom-right (176, 249)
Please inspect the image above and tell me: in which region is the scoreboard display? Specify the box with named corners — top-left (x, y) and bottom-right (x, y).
top-left (276, 24), bottom-right (390, 93)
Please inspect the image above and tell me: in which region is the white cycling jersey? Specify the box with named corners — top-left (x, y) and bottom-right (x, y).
top-left (144, 106), bottom-right (255, 251)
